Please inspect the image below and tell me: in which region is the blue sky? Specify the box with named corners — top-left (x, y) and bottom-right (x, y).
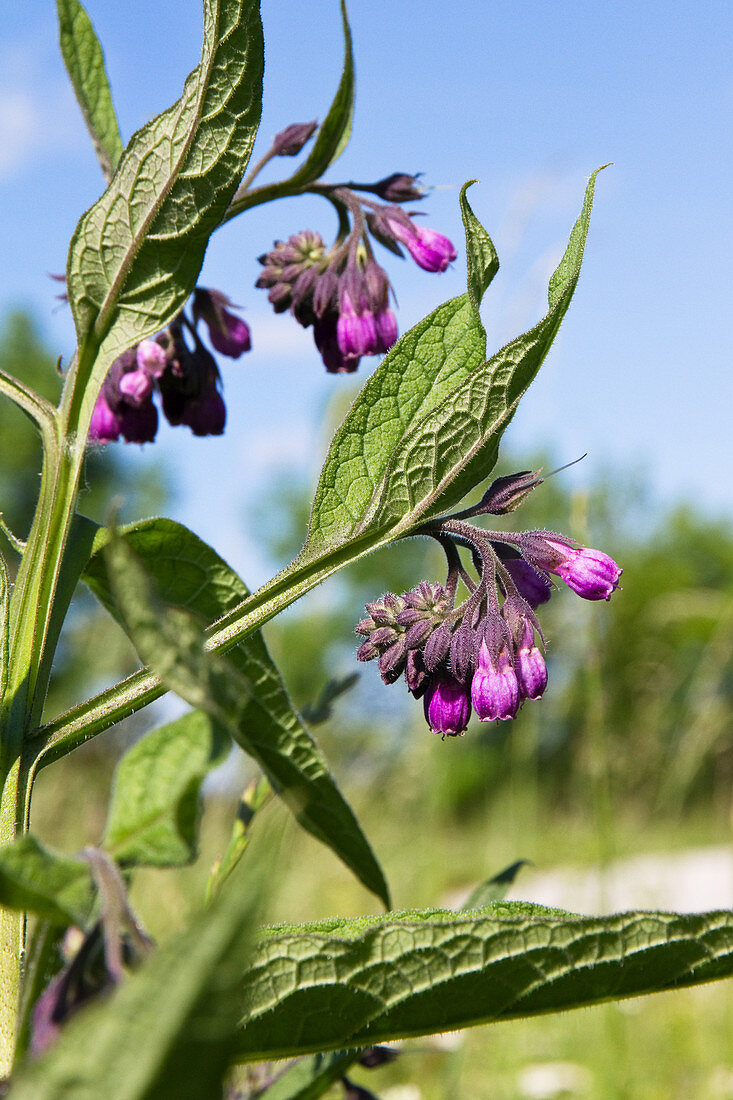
top-left (1, 0), bottom-right (731, 583)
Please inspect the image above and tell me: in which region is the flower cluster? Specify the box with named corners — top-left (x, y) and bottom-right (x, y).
top-left (89, 288), bottom-right (251, 445)
top-left (256, 176), bottom-right (456, 373)
top-left (356, 471), bottom-right (622, 738)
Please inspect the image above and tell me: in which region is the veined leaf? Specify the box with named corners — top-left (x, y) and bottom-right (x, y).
top-left (10, 858), bottom-right (263, 1100)
top-left (57, 0), bottom-right (124, 182)
top-left (86, 520), bottom-right (389, 907)
top-left (103, 711), bottom-right (230, 868)
top-left (368, 167), bottom-right (606, 527)
top-left (235, 904), bottom-right (733, 1061)
top-left (0, 836), bottom-right (94, 926)
top-left (66, 0), bottom-right (263, 394)
top-left (301, 184), bottom-right (498, 557)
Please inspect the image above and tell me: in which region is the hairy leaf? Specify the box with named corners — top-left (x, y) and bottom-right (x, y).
top-left (86, 520), bottom-right (389, 907)
top-left (369, 168), bottom-right (606, 527)
top-left (0, 836), bottom-right (93, 926)
top-left (301, 184), bottom-right (497, 557)
top-left (103, 711), bottom-right (229, 868)
top-left (66, 0), bottom-right (263, 394)
top-left (235, 904), bottom-right (733, 1060)
top-left (10, 859), bottom-right (262, 1100)
top-left (57, 0), bottom-right (124, 182)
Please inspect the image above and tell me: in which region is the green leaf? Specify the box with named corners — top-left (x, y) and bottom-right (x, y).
top-left (301, 184), bottom-right (497, 558)
top-left (103, 711), bottom-right (230, 868)
top-left (460, 859), bottom-right (530, 910)
top-left (57, 0), bottom-right (124, 182)
top-left (10, 858), bottom-right (263, 1100)
top-left (368, 167), bottom-right (606, 527)
top-left (287, 0), bottom-right (354, 184)
top-left (0, 836), bottom-right (94, 926)
top-left (66, 0), bottom-right (264, 393)
top-left (86, 520), bottom-right (390, 907)
top-left (235, 904), bottom-right (733, 1061)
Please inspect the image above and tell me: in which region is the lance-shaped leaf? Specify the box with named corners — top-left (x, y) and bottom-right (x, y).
top-left (234, 904), bottom-right (733, 1061)
top-left (301, 184), bottom-right (498, 557)
top-left (257, 1050), bottom-right (364, 1100)
top-left (10, 858), bottom-right (263, 1100)
top-left (0, 835), bottom-right (94, 926)
top-left (89, 520), bottom-right (389, 907)
top-left (57, 0), bottom-right (124, 183)
top-left (66, 0), bottom-right (264, 390)
top-left (103, 711), bottom-right (230, 868)
top-left (460, 859), bottom-right (530, 910)
top-left (367, 167), bottom-right (606, 528)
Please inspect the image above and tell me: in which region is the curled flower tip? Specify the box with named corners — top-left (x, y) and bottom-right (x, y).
top-left (193, 288), bottom-right (251, 359)
top-left (532, 537), bottom-right (622, 601)
top-left (372, 172), bottom-right (425, 203)
top-left (385, 216), bottom-right (457, 272)
top-left (271, 120), bottom-right (318, 156)
top-left (89, 393), bottom-right (121, 445)
top-left (423, 675), bottom-right (472, 737)
top-left (471, 641), bottom-right (520, 722)
top-left (503, 558), bottom-right (552, 608)
top-left (513, 621), bottom-right (548, 702)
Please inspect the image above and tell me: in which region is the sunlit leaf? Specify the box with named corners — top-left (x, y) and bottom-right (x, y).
top-left (235, 903), bottom-right (733, 1060)
top-left (103, 711), bottom-right (229, 868)
top-left (85, 520), bottom-right (390, 907)
top-left (57, 0), bottom-right (124, 182)
top-left (0, 836), bottom-right (93, 926)
top-left (66, 0), bottom-right (264, 397)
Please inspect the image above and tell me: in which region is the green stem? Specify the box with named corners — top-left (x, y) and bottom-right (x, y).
top-left (0, 352), bottom-right (93, 1071)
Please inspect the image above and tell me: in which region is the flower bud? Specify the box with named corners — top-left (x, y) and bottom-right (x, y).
top-left (471, 641), bottom-right (519, 722)
top-left (513, 621), bottom-right (548, 701)
top-left (385, 217), bottom-right (457, 272)
top-left (372, 172), bottom-right (425, 203)
top-left (119, 369), bottom-right (153, 406)
top-left (423, 675), bottom-right (472, 736)
top-left (271, 120), bottom-right (318, 156)
top-left (478, 470), bottom-right (542, 514)
top-left (193, 288), bottom-right (252, 358)
top-left (136, 338), bottom-right (167, 377)
top-left (89, 393), bottom-right (121, 444)
top-left (523, 534), bottom-right (622, 601)
top-left (336, 292), bottom-right (378, 357)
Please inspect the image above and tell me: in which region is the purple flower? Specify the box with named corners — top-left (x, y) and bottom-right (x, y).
top-left (89, 393), bottom-right (121, 444)
top-left (118, 369), bottom-right (153, 406)
top-left (193, 289), bottom-right (252, 359)
top-left (423, 675), bottom-right (472, 736)
top-left (118, 399), bottom-right (158, 444)
top-left (336, 292), bottom-right (378, 357)
top-left (513, 621), bottom-right (548, 701)
top-left (374, 307), bottom-right (398, 353)
top-left (471, 640), bottom-right (520, 722)
top-left (503, 558), bottom-right (552, 608)
top-left (136, 339), bottom-right (167, 377)
top-left (386, 218), bottom-right (457, 272)
top-left (534, 537), bottom-right (622, 601)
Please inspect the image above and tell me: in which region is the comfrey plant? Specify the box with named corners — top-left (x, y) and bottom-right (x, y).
top-left (357, 468), bottom-right (622, 736)
top-left (0, 1), bottom-right (731, 1096)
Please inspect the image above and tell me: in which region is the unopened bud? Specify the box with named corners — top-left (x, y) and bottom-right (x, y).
top-left (272, 120), bottom-right (318, 156)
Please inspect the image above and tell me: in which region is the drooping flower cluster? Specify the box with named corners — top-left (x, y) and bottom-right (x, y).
top-left (88, 288), bottom-right (251, 445)
top-left (356, 470), bottom-right (622, 738)
top-left (256, 177), bottom-right (456, 373)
